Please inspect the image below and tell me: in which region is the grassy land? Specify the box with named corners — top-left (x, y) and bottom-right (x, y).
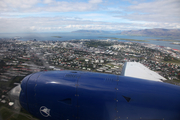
top-left (106, 63), bottom-right (123, 68)
top-left (100, 37), bottom-right (148, 42)
top-left (106, 64), bottom-right (114, 67)
top-left (85, 41), bottom-right (113, 47)
top-left (0, 107), bottom-right (13, 119)
top-left (9, 114), bottom-right (31, 120)
top-left (148, 39), bottom-right (179, 42)
top-left (0, 80), bottom-right (12, 88)
top-left (164, 79), bottom-right (180, 86)
top-left (163, 59), bottom-right (180, 64)
top-left (0, 107), bottom-right (38, 120)
top-left (163, 61), bottom-right (180, 65)
top-left (0, 76), bottom-right (25, 90)
top-left (9, 76), bottom-right (25, 88)
top-left (52, 36), bottom-right (62, 38)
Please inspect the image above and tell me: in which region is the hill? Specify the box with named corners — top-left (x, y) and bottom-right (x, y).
top-left (72, 30), bottom-right (111, 34)
top-left (120, 28), bottom-right (180, 38)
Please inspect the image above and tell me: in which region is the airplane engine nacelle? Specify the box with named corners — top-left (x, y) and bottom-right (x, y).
top-left (19, 70), bottom-right (180, 120)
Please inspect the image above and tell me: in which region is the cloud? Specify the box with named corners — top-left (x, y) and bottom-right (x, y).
top-left (0, 16), bottom-right (179, 33)
top-left (0, 0), bottom-right (40, 10)
top-left (0, 17), bottom-right (128, 32)
top-left (43, 0), bottom-right (54, 4)
top-left (43, 1), bottom-right (99, 12)
top-left (116, 0), bottom-right (180, 23)
top-left (0, 0), bottom-right (103, 13)
top-left (0, 0), bottom-right (179, 33)
top-left (89, 0), bottom-right (102, 4)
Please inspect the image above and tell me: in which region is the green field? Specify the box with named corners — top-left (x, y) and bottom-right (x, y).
top-left (0, 107), bottom-right (39, 120)
top-left (100, 37), bottom-right (148, 42)
top-left (148, 39), bottom-right (179, 42)
top-left (163, 56), bottom-right (180, 64)
top-left (164, 79), bottom-right (180, 86)
top-left (52, 36), bottom-right (62, 38)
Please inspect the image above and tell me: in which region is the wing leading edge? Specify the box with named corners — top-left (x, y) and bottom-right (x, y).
top-left (121, 62), bottom-right (166, 82)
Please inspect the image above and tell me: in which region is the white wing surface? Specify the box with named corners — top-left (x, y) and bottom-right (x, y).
top-left (121, 62), bottom-right (166, 82)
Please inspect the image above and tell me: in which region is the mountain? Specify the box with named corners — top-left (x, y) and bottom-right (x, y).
top-left (120, 28), bottom-right (180, 38)
top-left (72, 30), bottom-right (113, 34)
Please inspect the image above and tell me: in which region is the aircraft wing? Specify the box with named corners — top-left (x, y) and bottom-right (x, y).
top-left (121, 62), bottom-right (166, 82)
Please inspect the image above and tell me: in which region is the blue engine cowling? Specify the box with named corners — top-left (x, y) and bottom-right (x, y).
top-left (19, 70), bottom-right (180, 120)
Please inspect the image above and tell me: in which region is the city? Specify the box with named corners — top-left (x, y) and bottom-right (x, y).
top-left (0, 38), bottom-right (180, 119)
top-left (0, 0), bottom-right (180, 119)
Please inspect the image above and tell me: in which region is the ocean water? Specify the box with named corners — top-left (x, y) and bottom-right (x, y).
top-left (0, 32), bottom-right (180, 50)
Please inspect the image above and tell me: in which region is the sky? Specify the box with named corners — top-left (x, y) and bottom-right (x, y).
top-left (0, 0), bottom-right (180, 33)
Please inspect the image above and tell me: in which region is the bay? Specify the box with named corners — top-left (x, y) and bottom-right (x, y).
top-left (0, 32), bottom-right (180, 50)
